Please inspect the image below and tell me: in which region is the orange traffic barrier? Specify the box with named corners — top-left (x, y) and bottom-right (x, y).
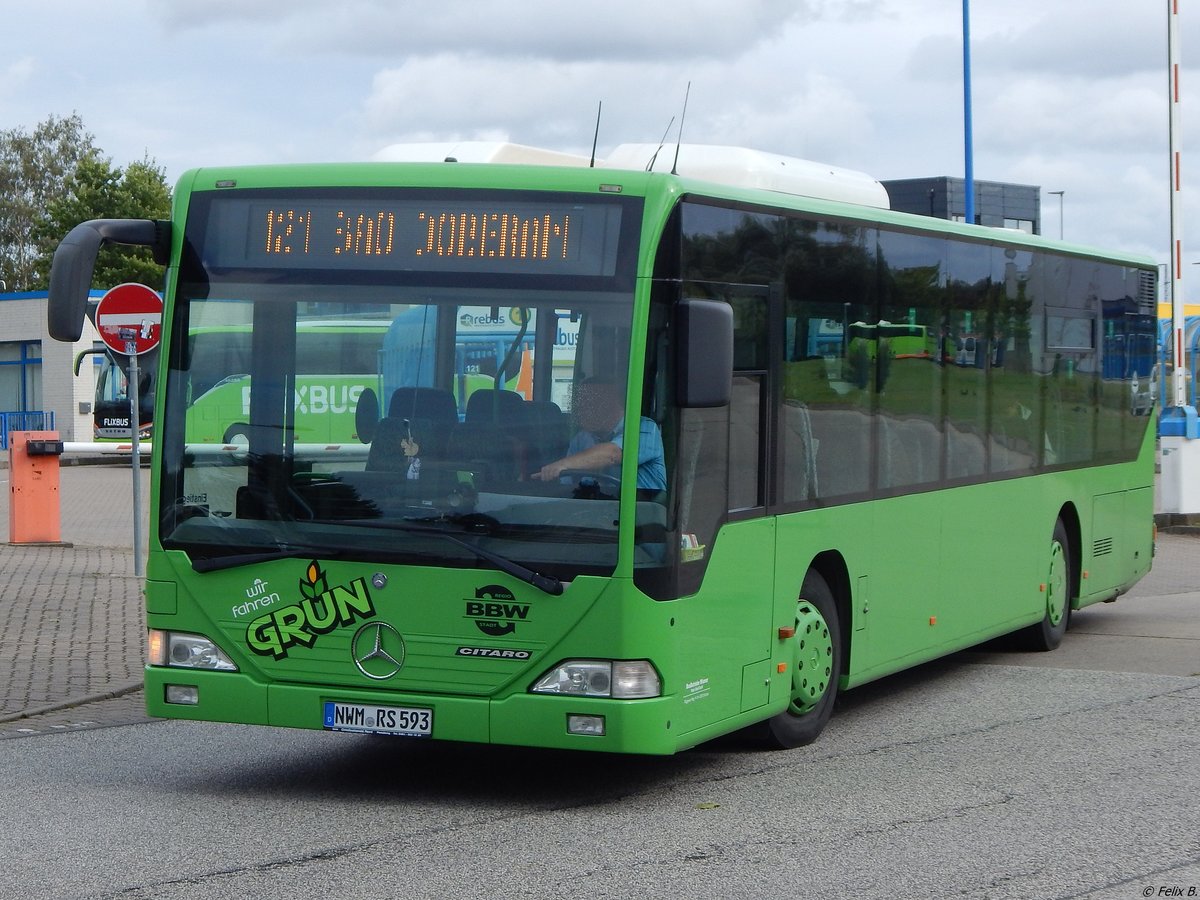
top-left (8, 430), bottom-right (70, 546)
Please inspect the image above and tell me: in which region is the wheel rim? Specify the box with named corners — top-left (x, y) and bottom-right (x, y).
top-left (790, 601), bottom-right (834, 715)
top-left (1046, 539), bottom-right (1067, 627)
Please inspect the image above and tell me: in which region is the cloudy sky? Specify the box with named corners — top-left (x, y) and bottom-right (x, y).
top-left (1, 0), bottom-right (1191, 280)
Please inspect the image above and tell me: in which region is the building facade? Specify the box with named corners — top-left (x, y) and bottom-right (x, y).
top-left (1, 291), bottom-right (102, 445)
top-left (882, 176), bottom-right (1042, 235)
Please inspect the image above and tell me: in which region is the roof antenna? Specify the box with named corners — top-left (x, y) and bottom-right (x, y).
top-left (671, 81), bottom-right (691, 175)
top-left (589, 101), bottom-right (603, 168)
top-left (646, 115), bottom-right (675, 172)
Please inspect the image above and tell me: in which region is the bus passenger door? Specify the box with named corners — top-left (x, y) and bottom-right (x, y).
top-left (670, 285), bottom-right (781, 731)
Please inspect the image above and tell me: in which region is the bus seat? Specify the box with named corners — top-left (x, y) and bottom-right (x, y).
top-left (388, 386), bottom-right (459, 426)
top-left (465, 388), bottom-right (526, 423)
top-left (780, 400), bottom-right (818, 502)
top-left (809, 408), bottom-right (871, 498)
top-left (946, 424), bottom-right (985, 479)
top-left (525, 400), bottom-right (569, 470)
top-left (878, 415), bottom-right (939, 489)
top-left (366, 416), bottom-right (454, 472)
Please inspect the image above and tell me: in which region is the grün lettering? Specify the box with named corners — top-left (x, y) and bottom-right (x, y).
top-left (248, 614), bottom-right (284, 658)
top-left (331, 579), bottom-right (373, 621)
top-left (246, 575), bottom-right (375, 659)
top-left (274, 606), bottom-right (316, 649)
top-left (300, 594), bottom-right (339, 631)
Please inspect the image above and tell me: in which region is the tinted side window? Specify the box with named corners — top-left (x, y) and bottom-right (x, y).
top-left (780, 221), bottom-right (875, 504)
top-left (874, 231), bottom-right (947, 491)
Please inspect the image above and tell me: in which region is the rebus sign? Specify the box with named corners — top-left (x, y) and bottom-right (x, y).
top-left (95, 283), bottom-right (162, 356)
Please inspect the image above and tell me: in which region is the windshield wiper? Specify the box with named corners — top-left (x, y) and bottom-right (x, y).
top-left (190, 545), bottom-right (344, 573)
top-left (313, 517), bottom-right (564, 596)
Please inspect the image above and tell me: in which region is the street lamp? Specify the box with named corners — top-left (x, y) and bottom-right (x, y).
top-left (1048, 190), bottom-right (1064, 240)
top-left (963, 0), bottom-right (975, 225)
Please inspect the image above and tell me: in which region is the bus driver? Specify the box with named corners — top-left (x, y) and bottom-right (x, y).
top-left (532, 378), bottom-right (666, 492)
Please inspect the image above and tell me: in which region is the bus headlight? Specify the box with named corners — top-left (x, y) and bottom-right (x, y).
top-left (531, 660), bottom-right (660, 699)
top-left (148, 630), bottom-right (238, 671)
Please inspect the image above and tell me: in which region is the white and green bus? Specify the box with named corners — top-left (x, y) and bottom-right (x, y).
top-left (47, 143), bottom-right (1157, 753)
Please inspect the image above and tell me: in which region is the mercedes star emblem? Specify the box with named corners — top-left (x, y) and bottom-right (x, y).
top-left (351, 621), bottom-right (405, 680)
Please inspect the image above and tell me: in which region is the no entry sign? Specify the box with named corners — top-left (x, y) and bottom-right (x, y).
top-left (95, 283), bottom-right (163, 356)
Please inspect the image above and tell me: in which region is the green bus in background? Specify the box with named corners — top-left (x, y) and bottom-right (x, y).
top-left (47, 142), bottom-right (1157, 754)
top-left (183, 320), bottom-right (384, 444)
top-left (184, 310), bottom-right (557, 445)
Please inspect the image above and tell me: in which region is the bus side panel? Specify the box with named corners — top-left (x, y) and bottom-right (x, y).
top-left (930, 478), bottom-right (1051, 646)
top-left (1081, 483), bottom-right (1154, 607)
top-left (1121, 484), bottom-right (1155, 587)
top-left (772, 502), bottom-right (876, 684)
top-left (792, 482), bottom-right (1047, 689)
top-left (837, 467), bottom-right (1153, 688)
top-left (669, 517), bottom-right (780, 739)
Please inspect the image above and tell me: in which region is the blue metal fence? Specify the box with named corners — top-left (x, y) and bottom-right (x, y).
top-left (0, 411), bottom-right (56, 450)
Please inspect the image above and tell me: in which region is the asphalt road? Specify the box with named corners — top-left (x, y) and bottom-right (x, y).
top-left (1, 465), bottom-right (1196, 898)
top-left (1, 655), bottom-right (1196, 899)
top-left (0, 542), bottom-right (1196, 899)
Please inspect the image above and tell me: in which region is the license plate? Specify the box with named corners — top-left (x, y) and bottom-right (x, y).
top-left (323, 701), bottom-right (432, 737)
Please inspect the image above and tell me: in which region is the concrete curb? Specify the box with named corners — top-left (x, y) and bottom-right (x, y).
top-left (0, 680), bottom-right (144, 725)
top-left (1154, 512), bottom-right (1200, 535)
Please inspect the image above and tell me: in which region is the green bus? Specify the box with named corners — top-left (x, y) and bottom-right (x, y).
top-left (47, 144), bottom-right (1157, 754)
top-left (183, 319), bottom-right (385, 445)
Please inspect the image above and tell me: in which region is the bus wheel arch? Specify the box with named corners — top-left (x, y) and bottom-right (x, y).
top-left (1056, 502), bottom-right (1082, 605)
top-left (1018, 510), bottom-right (1077, 652)
top-left (763, 554), bottom-right (848, 749)
top-left (809, 550), bottom-right (852, 675)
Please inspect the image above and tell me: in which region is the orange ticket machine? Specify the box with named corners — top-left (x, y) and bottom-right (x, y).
top-left (8, 431), bottom-right (67, 545)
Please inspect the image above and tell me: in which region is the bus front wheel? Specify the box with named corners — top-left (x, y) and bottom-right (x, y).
top-left (1018, 520), bottom-right (1073, 652)
top-left (765, 570), bottom-right (842, 749)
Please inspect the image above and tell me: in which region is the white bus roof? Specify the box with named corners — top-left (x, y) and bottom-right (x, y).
top-left (372, 140), bottom-right (890, 209)
top-left (602, 143), bottom-right (890, 209)
top-left (373, 141), bottom-right (591, 167)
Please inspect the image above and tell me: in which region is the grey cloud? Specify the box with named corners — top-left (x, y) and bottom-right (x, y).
top-left (152, 0), bottom-right (883, 62)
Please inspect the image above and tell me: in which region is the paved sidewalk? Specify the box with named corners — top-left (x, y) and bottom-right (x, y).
top-left (0, 463), bottom-right (148, 724)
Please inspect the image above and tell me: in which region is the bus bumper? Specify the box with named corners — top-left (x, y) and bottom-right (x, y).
top-left (145, 668), bottom-right (682, 755)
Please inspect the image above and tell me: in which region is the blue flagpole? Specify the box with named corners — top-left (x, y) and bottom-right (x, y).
top-left (963, 0), bottom-right (975, 224)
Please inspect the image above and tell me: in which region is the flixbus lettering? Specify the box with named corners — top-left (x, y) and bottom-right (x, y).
top-left (240, 383), bottom-right (364, 416)
top-left (295, 383), bottom-right (363, 415)
top-left (247, 562), bottom-right (375, 659)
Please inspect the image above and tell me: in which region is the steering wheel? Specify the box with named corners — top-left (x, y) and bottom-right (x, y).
top-left (560, 469), bottom-right (622, 499)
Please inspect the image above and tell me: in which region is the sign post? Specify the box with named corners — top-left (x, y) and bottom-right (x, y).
top-left (95, 283), bottom-right (162, 576)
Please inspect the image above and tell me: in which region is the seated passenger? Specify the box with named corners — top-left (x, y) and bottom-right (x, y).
top-left (532, 379), bottom-right (666, 491)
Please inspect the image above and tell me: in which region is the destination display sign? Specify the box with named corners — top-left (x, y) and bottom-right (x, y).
top-left (199, 192), bottom-right (629, 278)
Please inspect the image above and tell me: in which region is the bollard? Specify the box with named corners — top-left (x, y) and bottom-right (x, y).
top-left (8, 430), bottom-right (72, 546)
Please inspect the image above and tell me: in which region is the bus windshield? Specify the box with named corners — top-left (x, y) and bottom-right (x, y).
top-left (91, 351), bottom-right (155, 440)
top-left (158, 186), bottom-right (649, 581)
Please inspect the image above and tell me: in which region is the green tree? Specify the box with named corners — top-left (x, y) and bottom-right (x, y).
top-left (0, 113), bottom-right (98, 291)
top-left (34, 153), bottom-right (172, 290)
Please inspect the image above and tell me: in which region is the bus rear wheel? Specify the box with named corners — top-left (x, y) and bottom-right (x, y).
top-left (1018, 519), bottom-right (1073, 652)
top-left (765, 570), bottom-right (841, 749)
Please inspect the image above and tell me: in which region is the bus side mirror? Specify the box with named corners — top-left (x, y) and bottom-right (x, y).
top-left (676, 298), bottom-right (733, 408)
top-left (48, 218), bottom-right (171, 342)
top-left (73, 348), bottom-right (104, 376)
